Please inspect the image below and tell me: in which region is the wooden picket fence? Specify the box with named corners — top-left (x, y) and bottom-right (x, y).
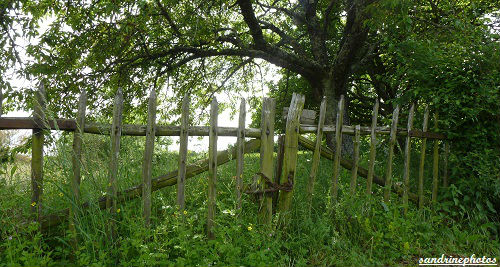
top-left (0, 84), bottom-right (449, 241)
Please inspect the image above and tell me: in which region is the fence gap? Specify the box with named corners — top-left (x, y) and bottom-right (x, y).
top-left (31, 82), bottom-right (46, 223)
top-left (432, 113), bottom-right (440, 203)
top-left (177, 94), bottom-right (189, 211)
top-left (278, 93), bottom-right (304, 225)
top-left (142, 89), bottom-right (157, 227)
top-left (273, 135), bottom-right (285, 214)
top-left (307, 96), bottom-right (327, 210)
top-left (258, 97), bottom-right (275, 226)
top-left (384, 106), bottom-right (400, 202)
top-left (331, 95), bottom-right (345, 202)
top-left (418, 106), bottom-right (429, 209)
top-left (443, 142), bottom-right (449, 187)
top-left (107, 88), bottom-right (123, 241)
top-left (236, 98), bottom-right (246, 210)
top-left (403, 103), bottom-right (415, 215)
top-left (207, 98), bottom-right (218, 239)
top-left (350, 125), bottom-right (361, 194)
top-left (366, 99), bottom-right (379, 196)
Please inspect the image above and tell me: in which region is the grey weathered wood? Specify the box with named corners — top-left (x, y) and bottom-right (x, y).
top-left (350, 125), bottom-right (361, 195)
top-left (298, 125), bottom-right (445, 139)
top-left (418, 106), bottom-right (429, 209)
top-left (31, 82), bottom-right (46, 222)
top-left (331, 95), bottom-right (345, 202)
top-left (207, 98), bottom-right (218, 239)
top-left (307, 97), bottom-right (327, 209)
top-left (106, 88), bottom-right (123, 240)
top-left (443, 142), bottom-right (449, 187)
top-left (403, 103), bottom-right (415, 215)
top-left (366, 99), bottom-right (379, 195)
top-left (69, 89), bottom-right (87, 249)
top-left (432, 113), bottom-right (439, 203)
top-left (41, 139), bottom-right (262, 230)
top-left (278, 93), bottom-right (305, 223)
top-left (384, 106), bottom-right (400, 202)
top-left (177, 94), bottom-right (189, 211)
top-left (282, 108), bottom-right (316, 124)
top-left (236, 98), bottom-right (246, 210)
top-left (258, 98), bottom-right (275, 225)
top-left (142, 89), bottom-right (157, 227)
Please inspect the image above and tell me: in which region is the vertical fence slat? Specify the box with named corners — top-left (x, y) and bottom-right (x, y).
top-left (432, 113), bottom-right (439, 203)
top-left (418, 106), bottom-right (429, 209)
top-left (107, 88), bottom-right (123, 240)
top-left (177, 94), bottom-right (189, 211)
top-left (443, 142), bottom-right (449, 187)
top-left (366, 99), bottom-right (379, 195)
top-left (384, 106), bottom-right (400, 202)
top-left (350, 125), bottom-right (361, 194)
top-left (142, 89), bottom-right (157, 227)
top-left (403, 103), bottom-right (415, 215)
top-left (258, 97), bottom-right (275, 225)
top-left (31, 82), bottom-right (46, 222)
top-left (69, 89), bottom-right (87, 249)
top-left (307, 96), bottom-right (327, 209)
top-left (273, 135), bottom-right (285, 214)
top-left (207, 98), bottom-right (218, 239)
top-left (236, 98), bottom-right (246, 210)
top-left (278, 93), bottom-right (304, 224)
top-left (331, 95), bottom-right (345, 202)
top-left (0, 87), bottom-right (3, 116)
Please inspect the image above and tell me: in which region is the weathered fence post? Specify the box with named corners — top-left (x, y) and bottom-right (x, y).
top-left (258, 97), bottom-right (275, 225)
top-left (107, 88), bottom-right (123, 240)
top-left (278, 93), bottom-right (304, 224)
top-left (366, 99), bottom-right (379, 195)
top-left (331, 95), bottom-right (345, 203)
top-left (384, 106), bottom-right (400, 202)
top-left (177, 94), bottom-right (189, 211)
top-left (418, 106), bottom-right (429, 209)
top-left (307, 96), bottom-right (327, 210)
top-left (403, 103), bottom-right (415, 215)
top-left (69, 89), bottom-right (87, 250)
top-left (31, 82), bottom-right (46, 223)
top-left (142, 89), bottom-right (157, 227)
top-left (350, 125), bottom-right (361, 194)
top-left (236, 98), bottom-right (246, 210)
top-left (432, 113), bottom-right (439, 203)
top-left (207, 98), bottom-right (218, 239)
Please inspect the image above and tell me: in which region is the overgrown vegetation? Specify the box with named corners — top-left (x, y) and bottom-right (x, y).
top-left (1, 133), bottom-right (498, 266)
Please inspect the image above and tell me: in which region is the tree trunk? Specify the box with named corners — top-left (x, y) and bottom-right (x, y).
top-left (321, 77), bottom-right (354, 159)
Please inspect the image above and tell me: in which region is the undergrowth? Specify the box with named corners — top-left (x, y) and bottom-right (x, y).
top-left (0, 133), bottom-right (498, 266)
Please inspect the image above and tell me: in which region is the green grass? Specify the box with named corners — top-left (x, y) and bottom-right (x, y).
top-left (0, 134), bottom-right (498, 266)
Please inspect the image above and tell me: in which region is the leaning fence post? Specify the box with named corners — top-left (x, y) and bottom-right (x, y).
top-left (236, 98), bottom-right (246, 210)
top-left (177, 94), bottom-right (189, 211)
top-left (69, 89), bottom-right (86, 249)
top-left (431, 113), bottom-right (439, 203)
top-left (107, 88), bottom-right (123, 240)
top-left (142, 89), bottom-right (157, 227)
top-left (258, 97), bottom-right (275, 226)
top-left (331, 95), bottom-right (345, 203)
top-left (384, 106), bottom-right (400, 202)
top-left (272, 135), bottom-right (285, 214)
top-left (350, 125), bottom-right (361, 194)
top-left (418, 106), bottom-right (429, 209)
top-left (366, 99), bottom-right (379, 196)
top-left (278, 93), bottom-right (304, 225)
top-left (31, 82), bottom-right (46, 223)
top-left (207, 98), bottom-right (218, 239)
top-left (307, 96), bottom-right (327, 210)
top-left (403, 103), bottom-right (415, 215)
